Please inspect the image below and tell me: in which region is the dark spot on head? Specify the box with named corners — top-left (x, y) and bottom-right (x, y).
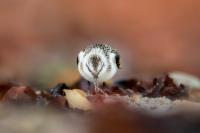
top-left (115, 54), bottom-right (121, 69)
top-left (77, 56), bottom-right (79, 65)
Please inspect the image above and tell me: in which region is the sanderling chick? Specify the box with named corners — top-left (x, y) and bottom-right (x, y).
top-left (77, 43), bottom-right (121, 93)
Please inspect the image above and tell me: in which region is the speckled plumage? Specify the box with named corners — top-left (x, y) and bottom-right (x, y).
top-left (77, 43), bottom-right (121, 92)
top-left (83, 44), bottom-right (115, 57)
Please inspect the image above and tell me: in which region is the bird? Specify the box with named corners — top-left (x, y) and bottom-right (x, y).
top-left (77, 43), bottom-right (121, 93)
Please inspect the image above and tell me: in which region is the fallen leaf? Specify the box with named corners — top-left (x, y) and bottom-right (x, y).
top-left (64, 89), bottom-right (92, 111)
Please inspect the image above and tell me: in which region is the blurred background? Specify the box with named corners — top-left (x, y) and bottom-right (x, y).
top-left (0, 0), bottom-right (200, 88)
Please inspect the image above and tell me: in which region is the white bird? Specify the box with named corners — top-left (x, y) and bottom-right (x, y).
top-left (77, 43), bottom-right (121, 93)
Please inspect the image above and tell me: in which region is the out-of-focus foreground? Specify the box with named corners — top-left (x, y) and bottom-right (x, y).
top-left (0, 74), bottom-right (200, 133)
top-left (0, 0), bottom-right (200, 87)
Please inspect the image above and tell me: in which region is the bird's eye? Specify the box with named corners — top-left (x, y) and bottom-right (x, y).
top-left (77, 57), bottom-right (79, 65)
top-left (115, 54), bottom-right (121, 69)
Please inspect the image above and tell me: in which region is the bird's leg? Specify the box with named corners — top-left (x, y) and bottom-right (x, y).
top-left (94, 80), bottom-right (105, 94)
top-left (94, 75), bottom-right (99, 93)
top-left (94, 80), bottom-right (98, 93)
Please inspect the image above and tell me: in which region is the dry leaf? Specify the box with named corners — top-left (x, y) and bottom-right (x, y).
top-left (64, 89), bottom-right (92, 111)
top-left (169, 71), bottom-right (200, 89)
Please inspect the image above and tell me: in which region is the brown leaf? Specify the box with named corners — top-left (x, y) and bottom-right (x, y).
top-left (2, 86), bottom-right (37, 105)
top-left (0, 83), bottom-right (13, 100)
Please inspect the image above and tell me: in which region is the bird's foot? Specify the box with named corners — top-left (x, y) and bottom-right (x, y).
top-left (95, 87), bottom-right (106, 95)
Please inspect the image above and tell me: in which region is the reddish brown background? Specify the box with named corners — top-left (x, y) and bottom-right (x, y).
top-left (0, 0), bottom-right (200, 87)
